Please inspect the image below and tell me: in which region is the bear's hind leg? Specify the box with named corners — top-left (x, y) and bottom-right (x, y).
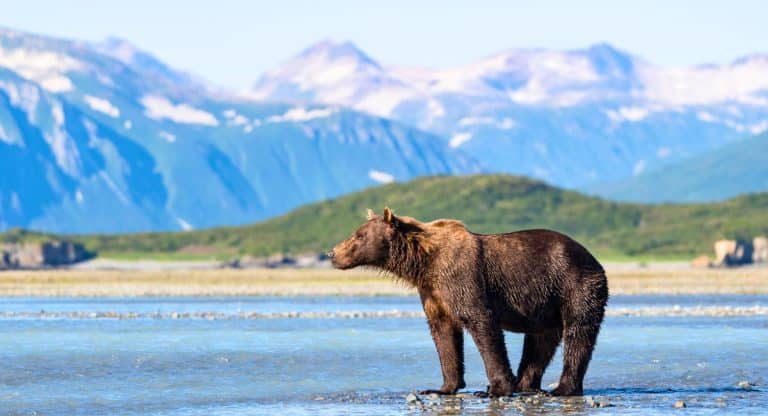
top-left (551, 322), bottom-right (600, 396)
top-left (516, 329), bottom-right (562, 392)
top-left (463, 316), bottom-right (516, 397)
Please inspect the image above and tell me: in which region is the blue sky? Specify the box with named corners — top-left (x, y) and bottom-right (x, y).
top-left (2, 0), bottom-right (766, 88)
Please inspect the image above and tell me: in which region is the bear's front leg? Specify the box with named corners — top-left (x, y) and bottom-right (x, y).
top-left (421, 317), bottom-right (465, 394)
top-left (420, 294), bottom-right (465, 395)
top-left (463, 312), bottom-right (516, 397)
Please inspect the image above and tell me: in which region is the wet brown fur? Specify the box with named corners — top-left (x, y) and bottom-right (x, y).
top-left (330, 208), bottom-right (608, 397)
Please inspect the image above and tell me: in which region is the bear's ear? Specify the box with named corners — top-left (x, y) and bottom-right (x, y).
top-left (382, 207), bottom-right (394, 223)
top-left (366, 209), bottom-right (375, 220)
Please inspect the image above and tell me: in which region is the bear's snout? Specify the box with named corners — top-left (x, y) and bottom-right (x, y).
top-left (328, 246), bottom-right (346, 269)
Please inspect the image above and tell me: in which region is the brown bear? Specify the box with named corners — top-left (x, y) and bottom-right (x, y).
top-left (329, 208), bottom-right (608, 397)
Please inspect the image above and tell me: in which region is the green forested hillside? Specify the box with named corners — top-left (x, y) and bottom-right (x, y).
top-left (3, 175), bottom-right (768, 260)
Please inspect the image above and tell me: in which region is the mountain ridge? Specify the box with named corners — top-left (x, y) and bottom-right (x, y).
top-left (3, 27), bottom-right (768, 235)
top-left (249, 39), bottom-right (768, 189)
top-left (0, 27), bottom-right (479, 234)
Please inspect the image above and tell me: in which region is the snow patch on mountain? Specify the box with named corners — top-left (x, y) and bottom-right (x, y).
top-left (425, 99), bottom-right (445, 123)
top-left (450, 132), bottom-right (473, 148)
top-left (84, 95), bottom-right (120, 118)
top-left (750, 120), bottom-right (768, 135)
top-left (723, 120), bottom-right (746, 132)
top-left (0, 47), bottom-right (82, 92)
top-left (51, 101), bottom-right (64, 126)
top-left (46, 119), bottom-right (81, 177)
top-left (158, 131), bottom-right (176, 143)
top-left (605, 107), bottom-right (649, 123)
top-left (0, 123), bottom-right (10, 144)
top-left (697, 111), bottom-right (719, 123)
top-left (354, 88), bottom-right (416, 117)
top-left (368, 170), bottom-right (394, 184)
top-left (0, 79), bottom-right (41, 121)
top-left (176, 217), bottom-right (193, 231)
top-left (639, 61), bottom-right (768, 106)
top-left (231, 114), bottom-right (248, 125)
top-left (98, 171), bottom-right (129, 205)
top-left (39, 75), bottom-right (75, 92)
top-left (222, 109), bottom-right (249, 126)
top-left (504, 55), bottom-right (600, 105)
top-left (458, 116), bottom-right (517, 129)
top-left (141, 95), bottom-right (218, 126)
top-left (693, 110), bottom-right (766, 134)
top-left (266, 107), bottom-right (336, 123)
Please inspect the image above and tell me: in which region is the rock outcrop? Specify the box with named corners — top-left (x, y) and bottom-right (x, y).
top-left (713, 239), bottom-right (753, 266)
top-left (0, 241), bottom-right (93, 270)
top-left (711, 236), bottom-right (767, 267)
top-left (753, 236), bottom-right (768, 264)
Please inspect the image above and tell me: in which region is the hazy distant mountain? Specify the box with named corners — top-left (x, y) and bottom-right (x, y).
top-left (0, 28), bottom-right (478, 233)
top-left (92, 36), bottom-right (208, 91)
top-left (250, 41), bottom-right (768, 188)
top-left (592, 133), bottom-right (768, 203)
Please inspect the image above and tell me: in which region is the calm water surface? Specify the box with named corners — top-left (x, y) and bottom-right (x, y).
top-left (1, 295), bottom-right (766, 415)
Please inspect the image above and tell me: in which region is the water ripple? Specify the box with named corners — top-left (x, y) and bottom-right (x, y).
top-left (1, 305), bottom-right (767, 320)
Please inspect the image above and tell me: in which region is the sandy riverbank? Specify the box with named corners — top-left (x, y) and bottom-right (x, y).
top-left (0, 265), bottom-right (766, 297)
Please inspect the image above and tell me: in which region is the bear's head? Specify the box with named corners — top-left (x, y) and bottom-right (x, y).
top-left (329, 207), bottom-right (423, 270)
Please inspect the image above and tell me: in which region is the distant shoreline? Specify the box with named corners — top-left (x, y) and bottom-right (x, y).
top-left (1, 265), bottom-right (766, 297)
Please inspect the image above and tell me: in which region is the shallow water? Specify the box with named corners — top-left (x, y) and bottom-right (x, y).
top-left (1, 295), bottom-right (766, 415)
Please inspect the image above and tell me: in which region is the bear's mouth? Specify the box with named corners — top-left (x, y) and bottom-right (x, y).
top-left (331, 257), bottom-right (350, 270)
top-left (334, 256), bottom-right (363, 270)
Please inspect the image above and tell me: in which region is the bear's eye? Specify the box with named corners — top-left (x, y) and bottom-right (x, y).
top-left (355, 233), bottom-right (364, 240)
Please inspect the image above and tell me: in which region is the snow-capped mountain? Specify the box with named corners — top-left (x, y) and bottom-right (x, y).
top-left (0, 28), bottom-right (478, 233)
top-left (250, 41), bottom-right (768, 188)
top-left (3, 26), bottom-right (768, 234)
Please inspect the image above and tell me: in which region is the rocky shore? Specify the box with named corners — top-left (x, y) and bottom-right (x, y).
top-left (0, 240), bottom-right (92, 269)
top-left (400, 386), bottom-right (759, 413)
